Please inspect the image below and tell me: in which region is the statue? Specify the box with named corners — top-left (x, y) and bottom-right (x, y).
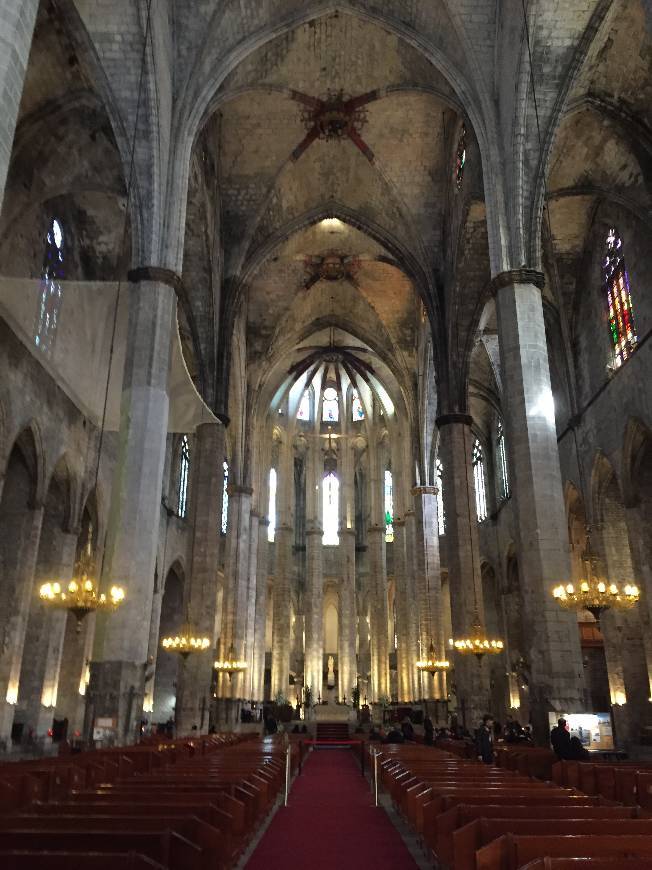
top-left (327, 655), bottom-right (335, 688)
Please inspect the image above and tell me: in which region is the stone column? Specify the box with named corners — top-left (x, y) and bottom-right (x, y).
top-left (413, 485), bottom-right (446, 701)
top-left (304, 437), bottom-right (323, 700)
top-left (392, 519), bottom-right (413, 702)
top-left (22, 530), bottom-right (78, 739)
top-left (304, 527), bottom-right (324, 700)
top-left (0, 504), bottom-right (43, 744)
top-left (0, 0), bottom-right (39, 212)
top-left (437, 415), bottom-right (490, 730)
top-left (404, 508), bottom-right (420, 695)
top-left (88, 270), bottom-right (176, 744)
top-left (493, 270), bottom-right (584, 740)
top-left (251, 518), bottom-right (269, 702)
top-left (270, 524), bottom-right (293, 698)
top-left (217, 484), bottom-right (252, 714)
top-left (244, 510), bottom-right (260, 700)
top-left (368, 524), bottom-right (389, 701)
top-left (338, 528), bottom-right (357, 704)
top-left (175, 422), bottom-right (225, 736)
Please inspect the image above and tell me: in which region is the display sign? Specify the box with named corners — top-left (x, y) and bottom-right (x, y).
top-left (93, 717), bottom-right (117, 743)
top-left (549, 711), bottom-right (614, 751)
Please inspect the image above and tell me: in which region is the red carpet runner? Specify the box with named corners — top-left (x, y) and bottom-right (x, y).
top-left (245, 748), bottom-right (418, 869)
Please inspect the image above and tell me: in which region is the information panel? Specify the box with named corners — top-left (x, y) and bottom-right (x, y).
top-left (548, 711), bottom-right (614, 750)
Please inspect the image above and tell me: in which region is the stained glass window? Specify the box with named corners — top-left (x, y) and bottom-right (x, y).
top-left (455, 124), bottom-right (466, 190)
top-left (35, 218), bottom-right (64, 352)
top-left (384, 469), bottom-right (394, 542)
top-left (351, 390), bottom-right (364, 421)
top-left (297, 390), bottom-right (310, 421)
top-left (473, 439), bottom-right (487, 522)
top-left (268, 468), bottom-right (277, 542)
top-left (436, 458), bottom-right (445, 536)
top-left (322, 472), bottom-right (339, 545)
top-left (604, 228), bottom-right (637, 367)
top-left (221, 460), bottom-right (229, 534)
top-left (177, 435), bottom-right (190, 518)
top-left (322, 386), bottom-right (339, 422)
top-left (497, 422), bottom-right (509, 500)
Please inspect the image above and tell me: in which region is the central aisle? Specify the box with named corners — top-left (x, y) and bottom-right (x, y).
top-left (245, 748), bottom-right (418, 869)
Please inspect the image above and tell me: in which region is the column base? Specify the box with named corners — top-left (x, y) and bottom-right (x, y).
top-left (0, 701), bottom-right (16, 748)
top-left (85, 660), bottom-right (146, 746)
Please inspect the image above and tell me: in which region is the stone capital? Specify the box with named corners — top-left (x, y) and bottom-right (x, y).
top-left (305, 527), bottom-right (324, 537)
top-left (367, 524), bottom-right (385, 535)
top-left (436, 413), bottom-right (473, 429)
top-left (339, 528), bottom-right (356, 537)
top-left (127, 266), bottom-right (183, 292)
top-left (489, 268), bottom-right (545, 296)
top-left (393, 518), bottom-right (406, 528)
top-left (227, 484), bottom-right (254, 497)
top-left (276, 523), bottom-right (294, 533)
top-left (258, 517), bottom-right (270, 527)
top-left (250, 509), bottom-right (260, 519)
top-left (412, 485), bottom-right (439, 496)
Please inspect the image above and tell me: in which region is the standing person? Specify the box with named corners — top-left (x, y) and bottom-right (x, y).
top-left (550, 717), bottom-right (572, 759)
top-left (476, 714), bottom-right (495, 764)
top-left (424, 714), bottom-right (434, 745)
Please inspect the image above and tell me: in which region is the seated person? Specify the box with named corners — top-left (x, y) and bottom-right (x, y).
top-left (569, 735), bottom-right (590, 759)
top-left (384, 727), bottom-right (405, 744)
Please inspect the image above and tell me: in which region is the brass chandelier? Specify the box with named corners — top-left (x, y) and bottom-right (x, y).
top-left (416, 641), bottom-right (450, 676)
top-left (39, 525), bottom-right (125, 630)
top-left (551, 418), bottom-right (640, 625)
top-left (161, 603), bottom-right (211, 659)
top-left (214, 644), bottom-right (248, 680)
top-left (553, 536), bottom-right (639, 626)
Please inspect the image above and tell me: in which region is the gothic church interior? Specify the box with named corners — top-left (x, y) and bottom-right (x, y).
top-left (2, 0), bottom-right (652, 764)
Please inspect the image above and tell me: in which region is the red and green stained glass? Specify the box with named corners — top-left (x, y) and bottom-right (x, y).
top-left (604, 228), bottom-right (637, 368)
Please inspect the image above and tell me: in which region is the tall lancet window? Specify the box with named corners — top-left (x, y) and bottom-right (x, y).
top-left (436, 458), bottom-right (446, 536)
top-left (384, 470), bottom-right (394, 542)
top-left (604, 227), bottom-right (637, 367)
top-left (323, 473), bottom-right (339, 545)
top-left (322, 386), bottom-right (339, 422)
top-left (496, 422), bottom-right (509, 500)
top-left (177, 435), bottom-right (190, 518)
top-left (455, 124), bottom-right (467, 190)
top-left (268, 468), bottom-right (277, 542)
top-left (351, 390), bottom-right (364, 421)
top-left (35, 218), bottom-right (64, 352)
top-left (472, 439), bottom-right (487, 522)
top-left (297, 390), bottom-right (310, 421)
top-left (221, 460), bottom-right (229, 534)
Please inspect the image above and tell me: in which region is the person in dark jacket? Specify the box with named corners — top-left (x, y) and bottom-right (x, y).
top-left (424, 715), bottom-right (434, 745)
top-left (476, 714), bottom-right (494, 764)
top-left (568, 735), bottom-right (590, 759)
top-left (550, 717), bottom-right (572, 759)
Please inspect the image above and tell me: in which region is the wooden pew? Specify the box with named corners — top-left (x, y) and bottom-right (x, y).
top-left (0, 830), bottom-right (202, 870)
top-left (0, 853), bottom-right (164, 870)
top-left (433, 803), bottom-right (638, 867)
top-left (476, 834), bottom-right (652, 870)
top-left (519, 860), bottom-right (652, 870)
top-left (452, 817), bottom-right (652, 870)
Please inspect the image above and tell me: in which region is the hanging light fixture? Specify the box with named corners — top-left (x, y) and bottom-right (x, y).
top-left (450, 426), bottom-right (504, 661)
top-left (551, 423), bottom-right (640, 625)
top-left (416, 640), bottom-right (450, 676)
top-left (214, 644), bottom-right (248, 680)
top-left (39, 524), bottom-right (125, 631)
top-left (553, 533), bottom-right (639, 626)
top-left (161, 603), bottom-right (211, 660)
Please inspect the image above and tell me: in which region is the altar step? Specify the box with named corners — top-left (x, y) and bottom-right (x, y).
top-left (316, 722), bottom-right (350, 741)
